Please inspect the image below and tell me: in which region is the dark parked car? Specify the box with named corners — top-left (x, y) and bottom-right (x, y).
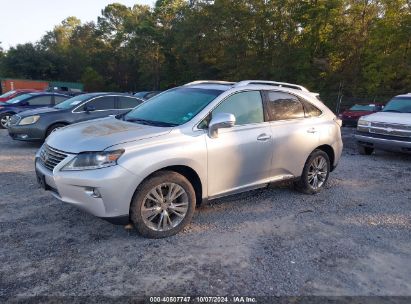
top-left (8, 93), bottom-right (144, 141)
top-left (339, 103), bottom-right (384, 127)
top-left (0, 93), bottom-right (70, 128)
top-left (0, 89), bottom-right (41, 103)
top-left (134, 91), bottom-right (161, 100)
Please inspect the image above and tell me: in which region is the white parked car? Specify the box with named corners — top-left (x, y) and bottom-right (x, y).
top-left (355, 93), bottom-right (411, 155)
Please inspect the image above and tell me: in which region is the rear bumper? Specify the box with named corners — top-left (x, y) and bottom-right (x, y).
top-left (8, 124), bottom-right (45, 141)
top-left (354, 131), bottom-right (411, 153)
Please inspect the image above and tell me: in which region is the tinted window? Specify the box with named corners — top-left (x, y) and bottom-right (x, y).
top-left (213, 91), bottom-right (264, 125)
top-left (302, 100), bottom-right (322, 117)
top-left (55, 96), bottom-right (69, 104)
top-left (83, 96), bottom-right (115, 111)
top-left (27, 96), bottom-right (52, 106)
top-left (118, 96), bottom-right (143, 109)
top-left (267, 92), bottom-right (305, 121)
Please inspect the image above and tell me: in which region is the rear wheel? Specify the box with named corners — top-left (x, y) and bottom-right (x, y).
top-left (0, 113), bottom-right (12, 129)
top-left (357, 144), bottom-right (374, 155)
top-left (46, 123), bottom-right (67, 137)
top-left (295, 149), bottom-right (330, 194)
top-left (130, 171), bottom-right (196, 238)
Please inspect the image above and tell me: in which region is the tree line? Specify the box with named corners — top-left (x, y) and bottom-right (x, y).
top-left (0, 0), bottom-right (410, 109)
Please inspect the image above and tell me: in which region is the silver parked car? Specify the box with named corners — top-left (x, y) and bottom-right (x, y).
top-left (35, 80), bottom-right (343, 238)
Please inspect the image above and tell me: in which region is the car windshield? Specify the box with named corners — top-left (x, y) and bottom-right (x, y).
top-left (349, 104), bottom-right (375, 111)
top-left (6, 94), bottom-right (33, 104)
top-left (382, 97), bottom-right (411, 113)
top-left (0, 90), bottom-right (17, 98)
top-left (124, 87), bottom-right (223, 126)
top-left (54, 94), bottom-right (93, 109)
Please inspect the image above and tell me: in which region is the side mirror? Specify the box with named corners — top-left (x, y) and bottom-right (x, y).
top-left (208, 112), bottom-right (236, 138)
top-left (84, 105), bottom-right (96, 113)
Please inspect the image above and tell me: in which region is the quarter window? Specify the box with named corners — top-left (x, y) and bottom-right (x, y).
top-left (302, 100), bottom-right (322, 117)
top-left (213, 91), bottom-right (264, 125)
top-left (118, 96), bottom-right (143, 109)
top-left (82, 96), bottom-right (115, 111)
top-left (267, 92), bottom-right (305, 121)
top-left (27, 96), bottom-right (52, 106)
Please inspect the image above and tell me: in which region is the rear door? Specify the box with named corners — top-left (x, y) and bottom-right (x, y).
top-left (117, 96), bottom-right (144, 114)
top-left (265, 91), bottom-right (320, 177)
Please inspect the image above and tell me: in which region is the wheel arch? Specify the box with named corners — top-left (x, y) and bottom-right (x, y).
top-left (46, 121), bottom-right (70, 135)
top-left (315, 144), bottom-right (335, 171)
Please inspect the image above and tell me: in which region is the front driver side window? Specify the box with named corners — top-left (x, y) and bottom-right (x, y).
top-left (212, 91), bottom-right (264, 125)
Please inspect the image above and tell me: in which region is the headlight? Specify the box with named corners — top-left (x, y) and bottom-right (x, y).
top-left (61, 149), bottom-right (125, 171)
top-left (357, 119), bottom-right (370, 127)
top-left (19, 115), bottom-right (40, 125)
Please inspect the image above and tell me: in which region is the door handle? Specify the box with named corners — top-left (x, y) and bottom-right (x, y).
top-left (257, 133), bottom-right (271, 141)
top-left (307, 128), bottom-right (317, 133)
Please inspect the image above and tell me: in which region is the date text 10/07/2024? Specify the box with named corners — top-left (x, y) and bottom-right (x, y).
top-left (148, 296), bottom-right (257, 303)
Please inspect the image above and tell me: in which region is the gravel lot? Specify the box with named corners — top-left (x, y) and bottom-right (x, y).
top-left (0, 127), bottom-right (410, 297)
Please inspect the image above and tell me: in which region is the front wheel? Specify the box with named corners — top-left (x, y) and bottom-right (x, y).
top-left (294, 149), bottom-right (330, 194)
top-left (46, 123), bottom-right (67, 137)
top-left (130, 171), bottom-right (196, 238)
top-left (0, 113), bottom-right (12, 129)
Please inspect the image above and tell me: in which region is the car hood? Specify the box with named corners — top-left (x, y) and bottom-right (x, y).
top-left (46, 117), bottom-right (173, 153)
top-left (18, 107), bottom-right (62, 117)
top-left (361, 112), bottom-right (411, 124)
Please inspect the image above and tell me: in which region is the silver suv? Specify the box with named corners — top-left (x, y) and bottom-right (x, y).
top-left (35, 80), bottom-right (343, 238)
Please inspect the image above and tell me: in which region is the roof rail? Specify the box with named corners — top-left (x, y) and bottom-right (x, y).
top-left (184, 80), bottom-right (235, 86)
top-left (234, 80), bottom-right (310, 92)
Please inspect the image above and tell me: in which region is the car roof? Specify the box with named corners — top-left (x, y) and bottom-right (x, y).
top-left (394, 93), bottom-right (411, 98)
top-left (23, 92), bottom-right (70, 97)
top-left (81, 92), bottom-right (137, 97)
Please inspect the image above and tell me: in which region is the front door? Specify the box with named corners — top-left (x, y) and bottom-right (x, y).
top-left (206, 91), bottom-right (273, 198)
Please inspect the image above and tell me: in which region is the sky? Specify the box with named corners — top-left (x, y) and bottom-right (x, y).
top-left (0, 0), bottom-right (155, 50)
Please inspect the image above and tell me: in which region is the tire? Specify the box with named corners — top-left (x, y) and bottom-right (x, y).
top-left (294, 149), bottom-right (331, 194)
top-left (0, 113), bottom-right (13, 129)
top-left (357, 144), bottom-right (374, 155)
top-left (46, 123), bottom-right (67, 137)
top-left (130, 171), bottom-right (196, 238)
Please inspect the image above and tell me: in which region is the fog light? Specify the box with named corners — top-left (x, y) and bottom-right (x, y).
top-left (85, 187), bottom-right (101, 198)
top-left (17, 134), bottom-right (29, 139)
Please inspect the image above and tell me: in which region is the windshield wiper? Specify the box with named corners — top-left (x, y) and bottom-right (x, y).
top-left (125, 118), bottom-right (177, 127)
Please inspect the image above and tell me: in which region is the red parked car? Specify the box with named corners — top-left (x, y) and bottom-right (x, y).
top-left (339, 103), bottom-right (384, 127)
top-left (0, 89), bottom-right (41, 102)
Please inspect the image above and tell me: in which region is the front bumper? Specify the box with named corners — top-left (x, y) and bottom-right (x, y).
top-left (8, 124), bottom-right (45, 141)
top-left (354, 131), bottom-right (411, 154)
top-left (35, 153), bottom-right (140, 223)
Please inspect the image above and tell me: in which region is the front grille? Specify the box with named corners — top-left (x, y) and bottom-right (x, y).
top-left (9, 115), bottom-right (21, 126)
top-left (39, 144), bottom-right (68, 171)
top-left (366, 122), bottom-right (411, 138)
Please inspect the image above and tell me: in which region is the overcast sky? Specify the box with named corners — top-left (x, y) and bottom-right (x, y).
top-left (0, 0), bottom-right (155, 50)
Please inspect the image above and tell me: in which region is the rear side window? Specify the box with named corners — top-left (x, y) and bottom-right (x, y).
top-left (54, 96), bottom-right (69, 104)
top-left (118, 96), bottom-right (143, 109)
top-left (213, 91), bottom-right (264, 125)
top-left (27, 96), bottom-right (53, 106)
top-left (83, 96), bottom-right (115, 111)
top-left (302, 100), bottom-right (322, 117)
top-left (267, 91), bottom-right (305, 121)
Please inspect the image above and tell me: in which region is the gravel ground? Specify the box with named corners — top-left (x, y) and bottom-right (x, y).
top-left (0, 127), bottom-right (410, 297)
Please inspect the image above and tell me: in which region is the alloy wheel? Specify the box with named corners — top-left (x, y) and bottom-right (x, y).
top-left (307, 155), bottom-right (328, 189)
top-left (0, 115), bottom-right (11, 128)
top-left (141, 183), bottom-right (189, 231)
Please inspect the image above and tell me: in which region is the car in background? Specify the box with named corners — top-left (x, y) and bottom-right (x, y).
top-left (339, 103), bottom-right (383, 127)
top-left (134, 91), bottom-right (161, 100)
top-left (8, 93), bottom-right (144, 141)
top-left (355, 93), bottom-right (411, 155)
top-left (0, 89), bottom-right (41, 103)
top-left (0, 93), bottom-right (70, 129)
top-left (35, 80), bottom-right (342, 238)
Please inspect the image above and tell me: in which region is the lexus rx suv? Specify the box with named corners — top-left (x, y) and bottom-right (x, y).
top-left (35, 80), bottom-right (343, 238)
